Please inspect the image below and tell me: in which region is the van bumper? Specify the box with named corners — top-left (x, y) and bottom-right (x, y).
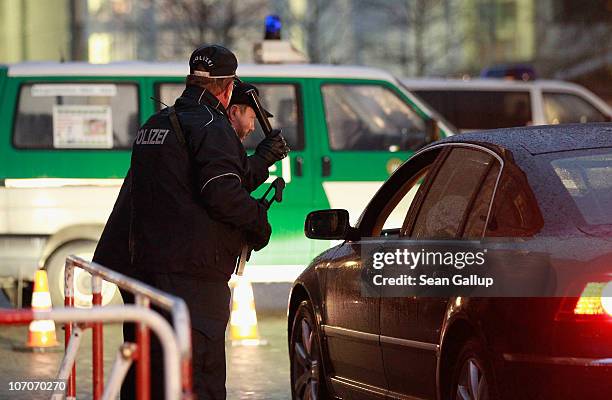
top-left (0, 235), bottom-right (48, 279)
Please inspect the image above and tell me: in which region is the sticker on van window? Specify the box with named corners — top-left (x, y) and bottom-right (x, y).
top-left (52, 105), bottom-right (113, 148)
top-left (32, 84), bottom-right (117, 97)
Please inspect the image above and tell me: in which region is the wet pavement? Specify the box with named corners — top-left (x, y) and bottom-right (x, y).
top-left (0, 312), bottom-right (290, 399)
top-left (227, 313), bottom-right (290, 400)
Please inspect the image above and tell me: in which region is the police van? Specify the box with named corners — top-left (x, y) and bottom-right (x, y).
top-left (0, 61), bottom-right (455, 307)
top-left (401, 77), bottom-right (612, 132)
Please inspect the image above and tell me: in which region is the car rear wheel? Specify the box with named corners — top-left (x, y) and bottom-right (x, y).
top-left (290, 300), bottom-right (328, 400)
top-left (451, 339), bottom-right (498, 400)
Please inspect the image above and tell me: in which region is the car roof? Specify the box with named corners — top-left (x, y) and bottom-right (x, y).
top-left (7, 61), bottom-right (397, 81)
top-left (400, 77), bottom-right (590, 91)
top-left (434, 123), bottom-right (612, 155)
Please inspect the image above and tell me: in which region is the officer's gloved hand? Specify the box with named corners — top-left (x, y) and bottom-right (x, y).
top-left (248, 221), bottom-right (272, 251)
top-left (255, 129), bottom-right (290, 167)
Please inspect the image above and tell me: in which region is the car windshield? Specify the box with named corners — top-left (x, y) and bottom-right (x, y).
top-left (547, 149), bottom-right (612, 226)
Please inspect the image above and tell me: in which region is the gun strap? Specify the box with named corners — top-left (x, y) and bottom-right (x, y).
top-left (168, 106), bottom-right (187, 148)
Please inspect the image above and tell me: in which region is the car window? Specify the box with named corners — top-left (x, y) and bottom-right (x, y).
top-left (359, 148), bottom-right (441, 236)
top-left (543, 92), bottom-right (608, 124)
top-left (486, 164), bottom-right (543, 237)
top-left (321, 84), bottom-right (427, 151)
top-left (13, 83), bottom-right (139, 149)
top-left (379, 168), bottom-right (429, 234)
top-left (549, 150), bottom-right (612, 226)
top-left (157, 82), bottom-right (304, 150)
top-left (462, 162), bottom-right (502, 238)
top-left (414, 90), bottom-right (532, 131)
top-left (411, 147), bottom-right (494, 239)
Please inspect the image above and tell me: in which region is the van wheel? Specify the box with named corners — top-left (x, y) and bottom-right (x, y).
top-left (45, 241), bottom-right (122, 308)
top-left (290, 300), bottom-right (328, 400)
top-left (450, 339), bottom-right (498, 400)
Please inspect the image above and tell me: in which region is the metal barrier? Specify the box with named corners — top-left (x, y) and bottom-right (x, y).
top-left (62, 255), bottom-right (193, 400)
top-left (0, 306), bottom-right (180, 399)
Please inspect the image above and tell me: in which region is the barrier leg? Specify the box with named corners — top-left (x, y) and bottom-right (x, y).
top-left (182, 350), bottom-right (194, 399)
top-left (64, 261), bottom-right (76, 400)
top-left (102, 343), bottom-right (137, 400)
top-left (57, 326), bottom-right (83, 381)
top-left (172, 312), bottom-right (194, 399)
top-left (92, 276), bottom-right (104, 400)
top-left (136, 295), bottom-right (151, 400)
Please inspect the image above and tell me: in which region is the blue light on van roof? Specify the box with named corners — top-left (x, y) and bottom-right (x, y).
top-left (480, 64), bottom-right (536, 81)
top-left (265, 15), bottom-right (282, 40)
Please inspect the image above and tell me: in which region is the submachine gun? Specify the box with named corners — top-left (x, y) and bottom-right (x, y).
top-left (235, 85), bottom-right (286, 275)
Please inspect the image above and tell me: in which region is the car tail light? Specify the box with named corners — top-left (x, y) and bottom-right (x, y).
top-left (556, 281), bottom-right (612, 321)
top-left (600, 282), bottom-right (612, 316)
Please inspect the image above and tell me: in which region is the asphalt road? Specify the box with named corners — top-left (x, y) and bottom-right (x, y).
top-left (0, 312), bottom-right (290, 399)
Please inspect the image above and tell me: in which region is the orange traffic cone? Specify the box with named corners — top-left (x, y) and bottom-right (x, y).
top-left (229, 276), bottom-right (267, 346)
top-left (26, 270), bottom-right (59, 349)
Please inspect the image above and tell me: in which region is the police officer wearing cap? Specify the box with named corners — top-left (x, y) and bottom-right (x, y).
top-left (228, 80), bottom-right (275, 142)
top-left (92, 44), bottom-right (289, 400)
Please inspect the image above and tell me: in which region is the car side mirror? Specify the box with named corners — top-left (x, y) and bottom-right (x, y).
top-left (304, 209), bottom-right (358, 240)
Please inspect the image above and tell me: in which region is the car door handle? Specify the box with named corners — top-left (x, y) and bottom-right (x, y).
top-left (295, 156), bottom-right (304, 177)
top-left (322, 156), bottom-right (331, 177)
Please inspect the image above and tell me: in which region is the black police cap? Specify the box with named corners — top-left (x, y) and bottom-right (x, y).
top-left (189, 44), bottom-right (237, 78)
top-left (230, 81), bottom-right (273, 118)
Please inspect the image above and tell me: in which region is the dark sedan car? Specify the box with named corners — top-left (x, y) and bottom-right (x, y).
top-left (287, 124), bottom-right (612, 400)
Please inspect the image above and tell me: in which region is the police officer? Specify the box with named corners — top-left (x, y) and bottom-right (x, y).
top-left (227, 81), bottom-right (273, 142)
top-left (93, 44), bottom-right (289, 400)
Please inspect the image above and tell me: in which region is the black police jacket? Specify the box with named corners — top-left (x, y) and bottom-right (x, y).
top-left (94, 85), bottom-right (270, 284)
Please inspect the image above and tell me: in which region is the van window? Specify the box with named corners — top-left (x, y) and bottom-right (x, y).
top-left (14, 83), bottom-right (139, 149)
top-left (242, 84), bottom-right (303, 150)
top-left (158, 83), bottom-right (183, 109)
top-left (157, 82), bottom-right (304, 150)
top-left (414, 90), bottom-right (532, 131)
top-left (321, 84), bottom-right (426, 151)
top-left (543, 92), bottom-right (608, 124)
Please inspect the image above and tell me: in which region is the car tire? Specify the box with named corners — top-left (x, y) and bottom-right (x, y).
top-left (290, 300), bottom-right (329, 400)
top-left (450, 339), bottom-right (499, 400)
top-left (45, 240), bottom-right (122, 308)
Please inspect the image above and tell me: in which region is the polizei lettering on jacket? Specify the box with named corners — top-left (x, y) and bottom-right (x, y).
top-left (135, 128), bottom-right (170, 145)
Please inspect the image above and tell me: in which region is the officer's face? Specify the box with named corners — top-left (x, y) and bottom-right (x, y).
top-left (229, 105), bottom-right (256, 141)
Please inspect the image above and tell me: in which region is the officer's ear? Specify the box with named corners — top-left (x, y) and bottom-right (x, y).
top-left (228, 104), bottom-right (237, 119)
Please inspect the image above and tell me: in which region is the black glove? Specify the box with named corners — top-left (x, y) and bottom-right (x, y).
top-left (255, 129), bottom-right (290, 167)
top-left (247, 221), bottom-right (272, 251)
